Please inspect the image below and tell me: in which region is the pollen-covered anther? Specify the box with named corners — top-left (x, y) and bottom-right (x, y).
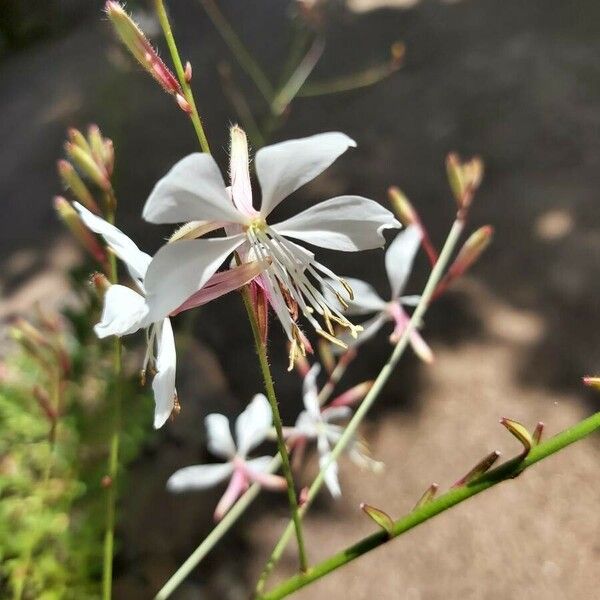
top-left (316, 328), bottom-right (348, 350)
top-left (339, 278), bottom-right (354, 301)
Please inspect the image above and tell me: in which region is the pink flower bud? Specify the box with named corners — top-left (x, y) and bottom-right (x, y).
top-left (105, 1), bottom-right (182, 96)
top-left (176, 93), bottom-right (192, 114)
top-left (184, 61), bottom-right (193, 83)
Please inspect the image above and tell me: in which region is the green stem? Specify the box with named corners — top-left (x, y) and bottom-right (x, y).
top-left (102, 211), bottom-right (122, 600)
top-left (241, 286), bottom-right (308, 572)
top-left (198, 0), bottom-right (274, 104)
top-left (255, 218), bottom-right (465, 593)
top-left (259, 409), bottom-right (600, 599)
top-left (155, 0), bottom-right (211, 153)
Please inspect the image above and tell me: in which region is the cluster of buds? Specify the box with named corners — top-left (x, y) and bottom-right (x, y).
top-left (105, 1), bottom-right (192, 114)
top-left (388, 155), bottom-right (492, 300)
top-left (55, 126), bottom-right (115, 271)
top-left (9, 310), bottom-right (71, 435)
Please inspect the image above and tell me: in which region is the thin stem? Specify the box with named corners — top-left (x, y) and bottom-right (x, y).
top-left (198, 0), bottom-right (274, 103)
top-left (102, 210), bottom-right (122, 600)
top-left (240, 286), bottom-right (309, 572)
top-left (155, 0), bottom-right (211, 153)
top-left (256, 218), bottom-right (465, 593)
top-left (259, 409), bottom-right (600, 599)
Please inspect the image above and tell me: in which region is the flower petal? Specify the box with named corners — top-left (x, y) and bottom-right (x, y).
top-left (170, 260), bottom-right (267, 316)
top-left (324, 277), bottom-right (386, 315)
top-left (235, 393), bottom-right (272, 457)
top-left (167, 462), bottom-right (234, 492)
top-left (354, 313), bottom-right (389, 347)
top-left (143, 235), bottom-right (244, 323)
top-left (205, 413), bottom-right (236, 459)
top-left (74, 202), bottom-right (151, 281)
top-left (143, 153), bottom-right (247, 225)
top-left (214, 469), bottom-right (247, 520)
top-left (257, 132), bottom-right (356, 217)
top-left (245, 457), bottom-right (287, 490)
top-left (385, 225), bottom-right (421, 298)
top-left (302, 363), bottom-right (321, 417)
top-left (94, 284), bottom-right (149, 338)
top-left (152, 318), bottom-right (177, 429)
top-left (321, 406), bottom-right (352, 423)
top-left (229, 125), bottom-right (257, 217)
top-left (317, 435), bottom-right (341, 498)
top-left (272, 196), bottom-right (401, 251)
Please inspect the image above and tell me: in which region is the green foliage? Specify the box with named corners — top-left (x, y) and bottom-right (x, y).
top-left (0, 277), bottom-right (154, 599)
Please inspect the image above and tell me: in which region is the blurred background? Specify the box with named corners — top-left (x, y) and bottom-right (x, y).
top-left (1, 0), bottom-right (600, 598)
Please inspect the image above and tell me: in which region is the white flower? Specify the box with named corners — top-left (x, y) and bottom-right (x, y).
top-left (167, 394), bottom-right (286, 520)
top-left (141, 126), bottom-right (401, 363)
top-left (325, 225), bottom-right (433, 362)
top-left (74, 203), bottom-right (262, 428)
top-left (285, 364), bottom-right (381, 497)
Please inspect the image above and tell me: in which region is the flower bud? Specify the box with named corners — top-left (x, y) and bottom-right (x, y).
top-left (103, 139), bottom-right (115, 177)
top-left (91, 272), bottom-right (111, 300)
top-left (413, 482), bottom-right (439, 510)
top-left (54, 197), bottom-right (108, 267)
top-left (446, 153), bottom-right (484, 215)
top-left (330, 381), bottom-right (373, 408)
top-left (583, 376), bottom-right (600, 390)
top-left (388, 186), bottom-right (417, 226)
top-left (532, 421), bottom-right (544, 446)
top-left (105, 1), bottom-right (182, 96)
top-left (68, 127), bottom-right (92, 154)
top-left (87, 124), bottom-right (106, 164)
top-left (176, 93), bottom-right (192, 114)
top-left (500, 417), bottom-right (533, 456)
top-left (452, 450), bottom-right (501, 488)
top-left (360, 502), bottom-right (394, 536)
top-left (448, 225), bottom-right (493, 279)
top-left (64, 142), bottom-right (110, 191)
top-left (57, 159), bottom-right (100, 214)
top-left (184, 61), bottom-right (193, 83)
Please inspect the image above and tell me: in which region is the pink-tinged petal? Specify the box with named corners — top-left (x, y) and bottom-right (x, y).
top-left (205, 413), bottom-right (236, 459)
top-left (214, 468), bottom-right (248, 521)
top-left (244, 456), bottom-right (287, 490)
top-left (235, 393), bottom-right (273, 457)
top-left (291, 437), bottom-right (308, 471)
top-left (74, 202), bottom-right (151, 281)
top-left (271, 196), bottom-right (401, 251)
top-left (143, 153), bottom-right (247, 225)
top-left (144, 235), bottom-right (244, 323)
top-left (170, 260), bottom-right (267, 316)
top-left (229, 125), bottom-right (258, 217)
top-left (257, 132), bottom-right (356, 218)
top-left (152, 318), bottom-right (177, 429)
top-left (94, 284), bottom-right (148, 338)
top-left (388, 302), bottom-right (433, 363)
top-left (385, 225), bottom-right (421, 298)
top-left (167, 462), bottom-right (234, 492)
top-left (302, 364), bottom-right (321, 417)
top-left (329, 381), bottom-right (373, 408)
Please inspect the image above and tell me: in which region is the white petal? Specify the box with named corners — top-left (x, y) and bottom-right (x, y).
top-left (143, 153), bottom-right (247, 225)
top-left (167, 462), bottom-right (234, 492)
top-left (257, 132), bottom-right (356, 217)
top-left (354, 313), bottom-right (389, 347)
top-left (272, 196), bottom-right (400, 251)
top-left (326, 277), bottom-right (386, 316)
top-left (235, 393), bottom-right (272, 457)
top-left (143, 235), bottom-right (244, 323)
top-left (94, 284), bottom-right (148, 338)
top-left (317, 436), bottom-right (341, 498)
top-left (74, 202), bottom-right (151, 281)
top-left (205, 413), bottom-right (236, 459)
top-left (302, 364), bottom-right (321, 417)
top-left (244, 456), bottom-right (273, 474)
top-left (152, 318), bottom-right (177, 429)
top-left (229, 125), bottom-right (257, 216)
top-left (321, 406), bottom-right (352, 423)
top-left (385, 225), bottom-right (421, 298)
top-left (399, 294), bottom-right (421, 306)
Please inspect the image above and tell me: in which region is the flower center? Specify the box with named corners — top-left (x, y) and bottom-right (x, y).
top-left (244, 224), bottom-right (362, 368)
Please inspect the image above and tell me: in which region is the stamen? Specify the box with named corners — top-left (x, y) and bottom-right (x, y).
top-left (316, 328), bottom-right (348, 350)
